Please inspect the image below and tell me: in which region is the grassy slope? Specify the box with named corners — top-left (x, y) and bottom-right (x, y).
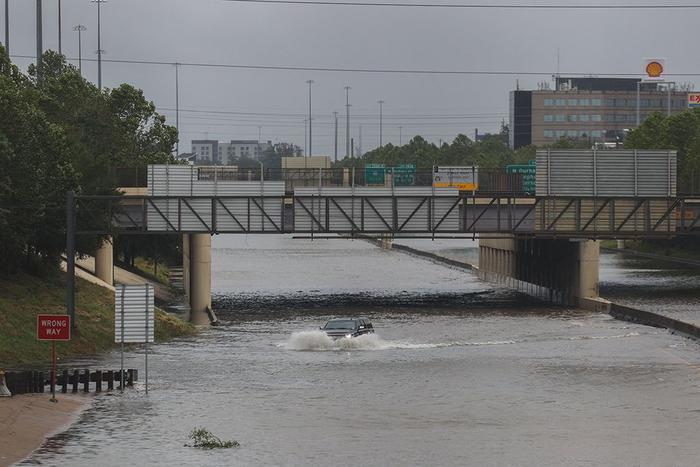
top-left (0, 270), bottom-right (195, 368)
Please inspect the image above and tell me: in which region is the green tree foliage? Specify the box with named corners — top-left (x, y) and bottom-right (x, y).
top-left (0, 47), bottom-right (178, 274)
top-left (625, 109), bottom-right (700, 191)
top-left (336, 129), bottom-right (519, 169)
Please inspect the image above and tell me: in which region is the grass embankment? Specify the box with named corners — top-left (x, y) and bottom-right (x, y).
top-left (0, 270), bottom-right (195, 367)
top-left (115, 257), bottom-right (173, 286)
top-left (602, 239), bottom-right (700, 263)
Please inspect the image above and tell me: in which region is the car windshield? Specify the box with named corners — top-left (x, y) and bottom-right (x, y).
top-left (323, 320), bottom-right (356, 330)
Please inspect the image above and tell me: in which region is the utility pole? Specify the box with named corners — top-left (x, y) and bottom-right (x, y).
top-left (57, 0), bottom-right (61, 54)
top-left (4, 0), bottom-right (8, 54)
top-left (378, 100), bottom-right (384, 148)
top-left (74, 25), bottom-right (86, 74)
top-left (175, 63), bottom-right (180, 154)
top-left (304, 119), bottom-right (307, 157)
top-left (399, 126), bottom-right (403, 145)
top-left (358, 125), bottom-right (362, 158)
top-left (36, 0), bottom-right (42, 81)
top-left (91, 0), bottom-right (105, 89)
top-left (306, 79), bottom-right (314, 157)
top-left (345, 86), bottom-right (351, 158)
top-left (333, 111), bottom-right (338, 162)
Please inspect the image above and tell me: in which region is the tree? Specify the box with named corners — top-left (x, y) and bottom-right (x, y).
top-left (0, 47), bottom-right (180, 274)
top-left (626, 109), bottom-right (700, 192)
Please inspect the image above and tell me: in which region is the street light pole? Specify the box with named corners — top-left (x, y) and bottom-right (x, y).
top-left (4, 0), bottom-right (8, 55)
top-left (57, 0), bottom-right (61, 54)
top-left (175, 62), bottom-right (179, 155)
top-left (636, 81), bottom-right (641, 127)
top-left (36, 0), bottom-right (42, 80)
top-left (399, 126), bottom-right (402, 146)
top-left (73, 25), bottom-right (86, 74)
top-left (306, 80), bottom-right (314, 157)
top-left (333, 111), bottom-right (338, 162)
top-left (91, 0), bottom-right (105, 89)
top-left (378, 100), bottom-right (385, 147)
top-left (345, 86), bottom-right (351, 158)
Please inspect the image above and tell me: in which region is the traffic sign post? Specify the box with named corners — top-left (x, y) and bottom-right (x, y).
top-left (37, 314), bottom-right (71, 402)
top-left (115, 284), bottom-right (154, 394)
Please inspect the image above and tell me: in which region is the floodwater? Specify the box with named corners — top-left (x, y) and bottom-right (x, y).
top-left (24, 236), bottom-right (700, 467)
top-left (600, 251), bottom-right (700, 326)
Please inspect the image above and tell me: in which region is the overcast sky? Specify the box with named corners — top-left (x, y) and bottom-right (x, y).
top-left (4, 0), bottom-right (700, 155)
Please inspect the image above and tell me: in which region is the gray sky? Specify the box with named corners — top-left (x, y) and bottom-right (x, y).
top-left (4, 0), bottom-right (700, 155)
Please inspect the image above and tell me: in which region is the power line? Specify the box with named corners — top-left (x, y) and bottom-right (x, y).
top-left (11, 54), bottom-right (700, 77)
top-left (224, 0), bottom-right (700, 9)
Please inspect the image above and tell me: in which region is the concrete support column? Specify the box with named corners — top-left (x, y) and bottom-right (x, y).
top-left (379, 234), bottom-right (393, 249)
top-left (182, 234), bottom-right (191, 303)
top-left (94, 236), bottom-right (113, 286)
top-left (189, 234), bottom-right (212, 325)
top-left (577, 240), bottom-right (600, 300)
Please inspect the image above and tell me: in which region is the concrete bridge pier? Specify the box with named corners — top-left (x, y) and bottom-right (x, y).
top-left (379, 234), bottom-right (393, 249)
top-left (182, 234), bottom-right (191, 305)
top-left (188, 233), bottom-right (212, 325)
top-left (478, 236), bottom-right (606, 312)
top-left (94, 236), bottom-right (113, 286)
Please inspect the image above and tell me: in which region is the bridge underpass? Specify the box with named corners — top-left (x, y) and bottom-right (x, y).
top-left (68, 150), bottom-right (696, 325)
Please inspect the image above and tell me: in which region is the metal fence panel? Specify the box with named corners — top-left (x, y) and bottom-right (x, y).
top-left (115, 285), bottom-right (154, 343)
top-left (536, 150), bottom-right (677, 197)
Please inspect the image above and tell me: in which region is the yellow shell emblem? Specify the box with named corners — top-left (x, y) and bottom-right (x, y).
top-left (646, 61), bottom-right (664, 78)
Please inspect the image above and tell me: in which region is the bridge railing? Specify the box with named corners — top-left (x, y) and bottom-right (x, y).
top-left (119, 166), bottom-right (528, 196)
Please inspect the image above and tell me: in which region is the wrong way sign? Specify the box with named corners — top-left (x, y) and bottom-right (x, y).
top-left (37, 314), bottom-right (71, 341)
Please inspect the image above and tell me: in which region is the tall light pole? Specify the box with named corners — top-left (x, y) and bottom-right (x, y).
top-left (4, 0), bottom-right (8, 54)
top-left (333, 111), bottom-right (338, 162)
top-left (378, 100), bottom-right (385, 147)
top-left (399, 126), bottom-right (402, 145)
top-left (358, 125), bottom-right (362, 158)
top-left (344, 86), bottom-right (351, 158)
top-left (306, 79), bottom-right (314, 157)
top-left (57, 0), bottom-right (61, 54)
top-left (303, 119), bottom-right (307, 157)
top-left (91, 0), bottom-right (105, 89)
top-left (175, 62), bottom-right (180, 154)
top-left (73, 25), bottom-right (86, 74)
top-left (36, 0), bottom-right (42, 81)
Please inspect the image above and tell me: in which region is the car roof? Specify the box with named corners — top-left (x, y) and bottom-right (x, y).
top-left (326, 317), bottom-right (370, 322)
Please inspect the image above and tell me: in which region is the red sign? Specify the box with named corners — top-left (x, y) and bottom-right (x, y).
top-left (37, 314), bottom-right (71, 341)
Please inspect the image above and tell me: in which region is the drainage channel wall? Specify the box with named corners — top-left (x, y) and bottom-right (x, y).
top-left (609, 303), bottom-right (700, 341)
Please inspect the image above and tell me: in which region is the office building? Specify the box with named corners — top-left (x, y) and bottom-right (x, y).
top-left (509, 77), bottom-right (689, 149)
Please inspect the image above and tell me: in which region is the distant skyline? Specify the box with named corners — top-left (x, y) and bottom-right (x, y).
top-left (3, 0), bottom-right (700, 154)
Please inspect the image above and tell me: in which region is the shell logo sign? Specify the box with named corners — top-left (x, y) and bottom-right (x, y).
top-left (643, 59), bottom-right (666, 81)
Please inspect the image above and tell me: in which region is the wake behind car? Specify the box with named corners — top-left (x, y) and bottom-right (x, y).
top-left (320, 318), bottom-right (374, 339)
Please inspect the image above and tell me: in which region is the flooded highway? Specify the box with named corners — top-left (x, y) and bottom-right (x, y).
top-left (25, 236), bottom-right (700, 467)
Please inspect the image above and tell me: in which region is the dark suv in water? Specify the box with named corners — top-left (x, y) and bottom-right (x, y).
top-left (320, 318), bottom-right (374, 339)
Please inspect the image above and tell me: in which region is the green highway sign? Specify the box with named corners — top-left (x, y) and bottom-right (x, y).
top-left (365, 164), bottom-right (385, 185)
top-left (506, 162), bottom-right (536, 194)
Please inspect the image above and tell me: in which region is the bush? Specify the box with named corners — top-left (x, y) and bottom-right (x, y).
top-left (185, 427), bottom-right (239, 449)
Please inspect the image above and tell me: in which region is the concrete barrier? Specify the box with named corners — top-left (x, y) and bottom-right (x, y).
top-left (609, 303), bottom-right (700, 340)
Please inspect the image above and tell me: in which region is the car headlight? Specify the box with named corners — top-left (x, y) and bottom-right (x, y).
top-left (345, 333), bottom-right (352, 338)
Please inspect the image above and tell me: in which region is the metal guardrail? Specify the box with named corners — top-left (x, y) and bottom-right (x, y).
top-left (118, 166), bottom-right (530, 196)
top-left (114, 165), bottom-right (700, 197)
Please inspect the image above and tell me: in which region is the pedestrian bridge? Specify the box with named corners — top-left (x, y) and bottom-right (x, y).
top-left (69, 150), bottom-right (699, 326)
top-left (81, 150), bottom-right (697, 239)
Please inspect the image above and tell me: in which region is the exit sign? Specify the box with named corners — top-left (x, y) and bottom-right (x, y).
top-left (688, 93), bottom-right (700, 108)
top-left (37, 314), bottom-right (71, 341)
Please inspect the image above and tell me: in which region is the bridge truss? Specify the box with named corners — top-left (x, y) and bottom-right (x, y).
top-left (72, 193), bottom-right (700, 239)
